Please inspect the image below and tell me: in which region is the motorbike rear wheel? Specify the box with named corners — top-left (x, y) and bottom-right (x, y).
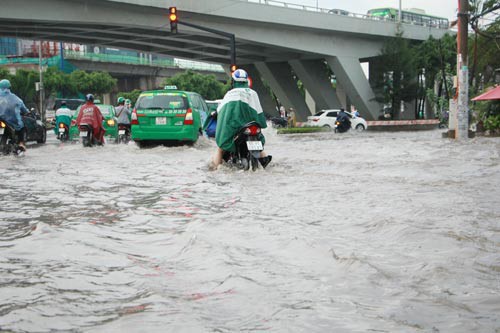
top-left (250, 155), bottom-right (259, 171)
top-left (82, 132), bottom-right (93, 147)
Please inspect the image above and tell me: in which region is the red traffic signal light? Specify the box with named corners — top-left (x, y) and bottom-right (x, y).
top-left (169, 7), bottom-right (178, 33)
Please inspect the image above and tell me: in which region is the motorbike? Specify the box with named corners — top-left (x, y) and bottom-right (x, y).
top-left (57, 122), bottom-right (70, 142)
top-left (0, 118), bottom-right (23, 156)
top-left (334, 116), bottom-right (351, 133)
top-left (270, 116), bottom-right (288, 128)
top-left (223, 121), bottom-right (264, 171)
top-left (79, 124), bottom-right (97, 147)
top-left (117, 124), bottom-right (131, 144)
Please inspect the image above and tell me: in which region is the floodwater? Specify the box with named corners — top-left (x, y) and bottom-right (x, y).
top-left (0, 127), bottom-right (499, 332)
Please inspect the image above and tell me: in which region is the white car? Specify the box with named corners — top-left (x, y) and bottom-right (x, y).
top-left (306, 109), bottom-right (368, 131)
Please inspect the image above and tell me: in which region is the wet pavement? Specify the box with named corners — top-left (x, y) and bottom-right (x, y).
top-left (0, 128), bottom-right (499, 332)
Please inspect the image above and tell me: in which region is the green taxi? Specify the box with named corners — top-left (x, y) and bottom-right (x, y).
top-left (131, 86), bottom-right (208, 145)
top-left (69, 104), bottom-right (119, 141)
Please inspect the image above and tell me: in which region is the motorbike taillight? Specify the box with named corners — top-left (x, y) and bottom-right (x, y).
top-left (131, 109), bottom-right (139, 125)
top-left (244, 125), bottom-right (261, 136)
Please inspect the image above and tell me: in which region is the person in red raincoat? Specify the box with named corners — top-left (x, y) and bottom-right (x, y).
top-left (76, 94), bottom-right (105, 144)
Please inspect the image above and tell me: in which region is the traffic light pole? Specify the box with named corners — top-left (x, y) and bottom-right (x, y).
top-left (177, 21), bottom-right (236, 68)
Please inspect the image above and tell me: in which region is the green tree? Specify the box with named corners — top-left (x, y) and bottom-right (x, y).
top-left (43, 67), bottom-right (77, 98)
top-left (0, 68), bottom-right (11, 81)
top-left (8, 69), bottom-right (39, 109)
top-left (373, 32), bottom-right (418, 119)
top-left (163, 70), bottom-right (227, 100)
top-left (414, 34), bottom-right (456, 117)
top-left (70, 70), bottom-right (116, 97)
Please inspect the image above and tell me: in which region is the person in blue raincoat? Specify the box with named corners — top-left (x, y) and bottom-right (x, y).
top-left (0, 79), bottom-right (29, 151)
top-left (54, 100), bottom-right (73, 137)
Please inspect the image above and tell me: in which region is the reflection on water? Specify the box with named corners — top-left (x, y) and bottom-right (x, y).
top-left (0, 130), bottom-right (499, 332)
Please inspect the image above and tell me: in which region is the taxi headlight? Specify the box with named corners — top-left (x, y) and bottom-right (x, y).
top-left (107, 119), bottom-right (115, 126)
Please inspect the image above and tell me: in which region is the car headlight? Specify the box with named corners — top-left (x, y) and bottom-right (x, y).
top-left (107, 119), bottom-right (115, 126)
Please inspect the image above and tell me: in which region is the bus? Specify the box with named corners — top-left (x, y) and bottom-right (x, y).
top-left (367, 8), bottom-right (449, 29)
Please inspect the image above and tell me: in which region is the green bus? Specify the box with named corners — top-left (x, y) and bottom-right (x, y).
top-left (367, 8), bottom-right (449, 29)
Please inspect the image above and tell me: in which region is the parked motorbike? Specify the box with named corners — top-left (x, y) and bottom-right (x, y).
top-left (223, 121), bottom-right (264, 171)
top-left (0, 118), bottom-right (23, 156)
top-left (79, 124), bottom-right (96, 147)
top-left (117, 124), bottom-right (131, 144)
top-left (270, 116), bottom-right (288, 128)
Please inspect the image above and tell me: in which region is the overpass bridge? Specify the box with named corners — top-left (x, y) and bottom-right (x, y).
top-left (0, 0), bottom-right (451, 120)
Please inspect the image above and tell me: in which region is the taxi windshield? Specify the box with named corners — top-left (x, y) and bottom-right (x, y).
top-left (97, 106), bottom-right (112, 116)
top-left (137, 94), bottom-right (187, 110)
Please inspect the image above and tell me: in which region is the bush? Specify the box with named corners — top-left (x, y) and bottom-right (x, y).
top-left (277, 127), bottom-right (331, 134)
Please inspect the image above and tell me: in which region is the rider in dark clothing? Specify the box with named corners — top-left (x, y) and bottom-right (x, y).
top-left (336, 108), bottom-right (351, 133)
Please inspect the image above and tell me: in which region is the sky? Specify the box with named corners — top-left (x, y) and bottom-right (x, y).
top-left (290, 0), bottom-right (459, 20)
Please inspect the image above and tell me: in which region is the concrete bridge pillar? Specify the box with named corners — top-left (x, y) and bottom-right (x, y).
top-left (326, 56), bottom-right (381, 120)
top-left (255, 62), bottom-right (311, 122)
top-left (245, 64), bottom-right (278, 117)
top-left (289, 59), bottom-right (341, 112)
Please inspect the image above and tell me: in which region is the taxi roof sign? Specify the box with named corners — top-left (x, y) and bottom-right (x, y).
top-left (164, 85), bottom-right (178, 90)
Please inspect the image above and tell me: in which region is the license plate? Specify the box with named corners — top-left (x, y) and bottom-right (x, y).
top-left (59, 128), bottom-right (65, 133)
top-left (0, 128), bottom-right (4, 135)
top-left (156, 117), bottom-right (167, 125)
top-left (247, 141), bottom-right (263, 151)
top-left (118, 130), bottom-right (125, 135)
top-left (79, 131), bottom-right (88, 137)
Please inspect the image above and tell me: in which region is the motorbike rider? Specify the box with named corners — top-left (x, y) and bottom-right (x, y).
top-left (210, 68), bottom-right (272, 169)
top-left (125, 99), bottom-right (132, 110)
top-left (336, 108), bottom-right (351, 132)
top-left (75, 94), bottom-right (105, 145)
top-left (0, 79), bottom-right (29, 151)
top-left (54, 100), bottom-right (73, 137)
top-left (115, 97), bottom-right (131, 131)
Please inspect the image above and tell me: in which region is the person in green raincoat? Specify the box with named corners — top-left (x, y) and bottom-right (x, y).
top-left (54, 101), bottom-right (72, 137)
top-left (210, 68), bottom-right (272, 169)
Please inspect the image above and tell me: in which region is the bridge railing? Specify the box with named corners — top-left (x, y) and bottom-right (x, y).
top-left (239, 0), bottom-right (449, 29)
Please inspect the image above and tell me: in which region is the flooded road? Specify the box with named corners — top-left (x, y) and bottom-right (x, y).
top-left (1, 128), bottom-right (499, 332)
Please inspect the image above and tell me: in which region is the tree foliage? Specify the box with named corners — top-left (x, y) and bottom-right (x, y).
top-left (373, 32), bottom-right (418, 119)
top-left (0, 67), bottom-right (117, 112)
top-left (163, 70), bottom-right (228, 100)
top-left (70, 70), bottom-right (116, 95)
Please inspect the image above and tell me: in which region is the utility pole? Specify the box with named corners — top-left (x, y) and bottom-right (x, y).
top-left (38, 41), bottom-right (44, 121)
top-left (398, 0), bottom-right (402, 23)
top-left (455, 0), bottom-right (469, 139)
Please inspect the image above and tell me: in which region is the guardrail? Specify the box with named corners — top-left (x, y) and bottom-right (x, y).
top-left (238, 0), bottom-right (450, 29)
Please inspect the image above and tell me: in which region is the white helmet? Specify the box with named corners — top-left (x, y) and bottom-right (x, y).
top-left (232, 69), bottom-right (248, 82)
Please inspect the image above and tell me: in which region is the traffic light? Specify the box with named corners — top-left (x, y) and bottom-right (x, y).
top-left (169, 7), bottom-right (178, 33)
top-left (230, 64), bottom-right (237, 73)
